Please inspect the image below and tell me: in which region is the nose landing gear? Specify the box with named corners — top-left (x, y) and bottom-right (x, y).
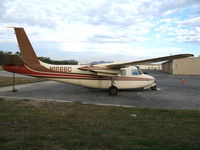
top-left (151, 85), bottom-right (157, 90)
top-left (151, 80), bottom-right (157, 90)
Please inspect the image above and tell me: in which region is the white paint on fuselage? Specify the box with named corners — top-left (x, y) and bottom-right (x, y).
top-left (40, 62), bottom-right (156, 90)
top-left (50, 74), bottom-right (155, 89)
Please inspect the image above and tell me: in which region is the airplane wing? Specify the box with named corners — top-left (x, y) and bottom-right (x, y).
top-left (79, 54), bottom-right (193, 76)
top-left (105, 54), bottom-right (194, 69)
top-left (78, 65), bottom-right (119, 76)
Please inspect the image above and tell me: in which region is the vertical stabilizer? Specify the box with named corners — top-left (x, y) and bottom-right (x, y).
top-left (14, 28), bottom-right (40, 65)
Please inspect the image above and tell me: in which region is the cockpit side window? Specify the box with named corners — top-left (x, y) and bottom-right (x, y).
top-left (132, 69), bottom-right (139, 75)
top-left (120, 69), bottom-right (126, 76)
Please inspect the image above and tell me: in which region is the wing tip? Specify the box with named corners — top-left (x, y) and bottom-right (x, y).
top-left (181, 53), bottom-right (194, 57)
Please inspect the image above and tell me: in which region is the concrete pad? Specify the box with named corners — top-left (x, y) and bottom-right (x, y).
top-left (0, 70), bottom-right (200, 110)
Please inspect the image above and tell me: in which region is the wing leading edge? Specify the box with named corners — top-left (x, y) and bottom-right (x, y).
top-left (106, 54), bottom-right (194, 69)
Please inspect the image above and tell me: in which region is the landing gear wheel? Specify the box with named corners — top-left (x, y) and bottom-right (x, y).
top-left (151, 85), bottom-right (157, 90)
top-left (108, 86), bottom-right (118, 95)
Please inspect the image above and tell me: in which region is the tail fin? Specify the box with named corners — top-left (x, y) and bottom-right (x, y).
top-left (13, 27), bottom-right (50, 72)
top-left (14, 27), bottom-right (40, 66)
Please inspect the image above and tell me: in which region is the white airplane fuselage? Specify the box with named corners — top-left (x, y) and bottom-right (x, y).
top-left (39, 62), bottom-right (156, 90)
top-left (3, 59), bottom-right (156, 91)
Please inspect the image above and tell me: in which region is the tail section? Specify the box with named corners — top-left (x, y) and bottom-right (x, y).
top-left (14, 28), bottom-right (40, 66)
top-left (13, 27), bottom-right (50, 72)
top-left (3, 27), bottom-right (71, 75)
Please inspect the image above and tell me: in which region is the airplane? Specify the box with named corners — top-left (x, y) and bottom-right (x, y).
top-left (2, 27), bottom-right (194, 95)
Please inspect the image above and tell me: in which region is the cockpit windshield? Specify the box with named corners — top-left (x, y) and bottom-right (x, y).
top-left (132, 68), bottom-right (143, 76)
top-left (137, 69), bottom-right (143, 75)
top-left (132, 69), bottom-right (138, 75)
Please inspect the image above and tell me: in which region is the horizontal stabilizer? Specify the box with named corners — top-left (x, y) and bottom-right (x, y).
top-left (2, 55), bottom-right (25, 65)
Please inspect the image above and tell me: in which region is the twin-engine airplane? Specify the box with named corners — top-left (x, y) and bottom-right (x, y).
top-left (2, 28), bottom-right (193, 95)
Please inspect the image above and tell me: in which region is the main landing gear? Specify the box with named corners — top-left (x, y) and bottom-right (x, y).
top-left (108, 86), bottom-right (118, 95)
top-left (108, 77), bottom-right (118, 95)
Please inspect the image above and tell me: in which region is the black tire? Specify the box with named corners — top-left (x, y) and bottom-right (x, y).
top-left (108, 86), bottom-right (118, 95)
top-left (151, 85), bottom-right (157, 90)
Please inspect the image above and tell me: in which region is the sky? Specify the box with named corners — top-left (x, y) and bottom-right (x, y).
top-left (0, 0), bottom-right (200, 63)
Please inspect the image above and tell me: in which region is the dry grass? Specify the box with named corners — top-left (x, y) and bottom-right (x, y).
top-left (0, 98), bottom-right (200, 150)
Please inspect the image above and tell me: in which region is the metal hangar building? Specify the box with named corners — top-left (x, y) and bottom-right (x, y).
top-left (162, 57), bottom-right (200, 75)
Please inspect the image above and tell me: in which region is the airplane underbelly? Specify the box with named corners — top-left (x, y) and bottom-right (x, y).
top-left (49, 78), bottom-right (154, 90)
top-left (115, 80), bottom-right (154, 89)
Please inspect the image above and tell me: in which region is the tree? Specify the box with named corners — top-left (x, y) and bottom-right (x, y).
top-left (0, 50), bottom-right (10, 64)
top-left (0, 50), bottom-right (78, 65)
top-left (38, 57), bottom-right (78, 65)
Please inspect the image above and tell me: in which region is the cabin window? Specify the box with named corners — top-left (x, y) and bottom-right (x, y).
top-left (132, 69), bottom-right (139, 75)
top-left (120, 69), bottom-right (126, 76)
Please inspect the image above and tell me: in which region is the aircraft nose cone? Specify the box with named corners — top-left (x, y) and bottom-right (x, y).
top-left (152, 76), bottom-right (156, 82)
top-left (146, 74), bottom-right (156, 83)
top-left (145, 74), bottom-right (155, 80)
